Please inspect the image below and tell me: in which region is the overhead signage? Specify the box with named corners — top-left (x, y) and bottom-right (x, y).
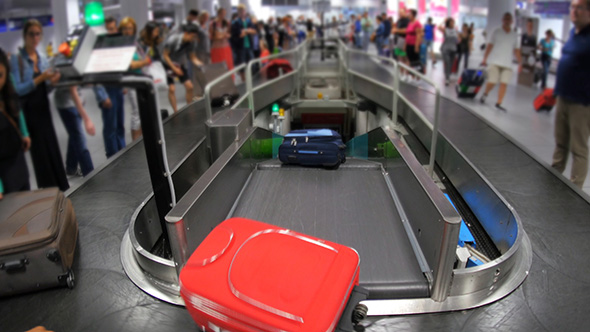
top-left (534, 1), bottom-right (570, 15)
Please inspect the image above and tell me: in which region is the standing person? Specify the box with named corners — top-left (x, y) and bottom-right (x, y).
top-left (120, 16), bottom-right (151, 141)
top-left (551, 0), bottom-right (590, 189)
top-left (479, 12), bottom-right (522, 111)
top-left (259, 40), bottom-right (270, 65)
top-left (354, 15), bottom-right (362, 49)
top-left (251, 16), bottom-right (262, 58)
top-left (392, 8), bottom-right (410, 78)
top-left (306, 18), bottom-right (315, 40)
top-left (210, 8), bottom-right (234, 71)
top-left (0, 48), bottom-right (31, 199)
top-left (10, 19), bottom-right (68, 191)
top-left (169, 9), bottom-right (199, 36)
top-left (272, 31), bottom-right (282, 54)
top-left (278, 15), bottom-right (296, 51)
top-left (393, 9), bottom-right (422, 81)
top-left (230, 4), bottom-right (257, 81)
top-left (338, 14), bottom-right (348, 41)
top-left (457, 23), bottom-right (473, 70)
top-left (194, 11), bottom-right (211, 98)
top-left (537, 29), bottom-right (555, 89)
top-left (264, 17), bottom-right (276, 52)
top-left (521, 18), bottom-right (537, 49)
top-left (196, 11), bottom-right (211, 66)
top-left (162, 24), bottom-right (202, 113)
top-left (381, 13), bottom-right (392, 45)
top-left (360, 12), bottom-right (372, 51)
top-left (403, 9), bottom-right (423, 81)
top-left (439, 18), bottom-right (460, 86)
top-left (53, 86), bottom-right (95, 177)
top-left (139, 21), bottom-right (163, 63)
top-left (374, 16), bottom-right (386, 56)
top-left (256, 21), bottom-right (267, 58)
top-left (423, 17), bottom-right (436, 66)
top-left (93, 16), bottom-right (125, 158)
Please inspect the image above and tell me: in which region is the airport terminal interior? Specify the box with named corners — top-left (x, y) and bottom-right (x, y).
top-left (1, 0), bottom-right (590, 331)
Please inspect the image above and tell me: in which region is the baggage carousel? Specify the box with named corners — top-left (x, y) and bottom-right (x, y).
top-left (1, 41), bottom-right (589, 332)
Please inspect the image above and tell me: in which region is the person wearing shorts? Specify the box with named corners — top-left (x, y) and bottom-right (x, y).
top-left (162, 24), bottom-right (203, 113)
top-left (480, 12), bottom-right (522, 111)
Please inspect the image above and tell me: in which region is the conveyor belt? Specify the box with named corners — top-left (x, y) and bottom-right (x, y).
top-left (2, 55), bottom-right (590, 331)
top-left (231, 159), bottom-right (430, 299)
top-left (348, 56), bottom-right (590, 331)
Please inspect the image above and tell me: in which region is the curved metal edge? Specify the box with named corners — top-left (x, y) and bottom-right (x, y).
top-left (362, 230), bottom-right (532, 315)
top-left (128, 194), bottom-right (177, 266)
top-left (120, 230), bottom-right (185, 306)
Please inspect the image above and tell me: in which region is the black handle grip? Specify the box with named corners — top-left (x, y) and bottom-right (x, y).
top-left (0, 258), bottom-right (28, 272)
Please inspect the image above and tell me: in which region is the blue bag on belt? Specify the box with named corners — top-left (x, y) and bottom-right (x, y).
top-left (279, 129), bottom-right (346, 168)
top-left (456, 69), bottom-right (486, 98)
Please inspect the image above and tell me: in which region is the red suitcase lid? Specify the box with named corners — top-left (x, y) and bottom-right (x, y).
top-left (180, 218), bottom-right (360, 332)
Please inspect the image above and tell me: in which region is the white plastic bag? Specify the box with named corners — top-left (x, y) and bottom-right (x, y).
top-left (146, 61), bottom-right (167, 89)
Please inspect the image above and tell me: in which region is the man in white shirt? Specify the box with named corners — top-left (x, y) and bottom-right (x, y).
top-left (480, 12), bottom-right (522, 111)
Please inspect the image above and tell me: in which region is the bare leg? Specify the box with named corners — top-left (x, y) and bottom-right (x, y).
top-left (132, 129), bottom-right (142, 141)
top-left (168, 84), bottom-right (177, 113)
top-left (184, 80), bottom-right (194, 105)
top-left (497, 83), bottom-right (507, 105)
top-left (484, 82), bottom-right (495, 96)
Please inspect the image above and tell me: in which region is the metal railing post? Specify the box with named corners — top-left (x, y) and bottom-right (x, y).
top-left (295, 47), bottom-right (301, 101)
top-left (246, 62), bottom-right (255, 123)
top-left (345, 49), bottom-right (351, 100)
top-left (428, 88), bottom-right (441, 178)
top-left (392, 62), bottom-right (399, 124)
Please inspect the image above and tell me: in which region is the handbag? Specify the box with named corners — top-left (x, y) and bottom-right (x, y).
top-left (145, 61), bottom-right (168, 89)
top-left (370, 32), bottom-right (376, 42)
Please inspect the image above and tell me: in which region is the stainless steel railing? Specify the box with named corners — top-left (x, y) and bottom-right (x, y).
top-left (337, 39), bottom-right (441, 178)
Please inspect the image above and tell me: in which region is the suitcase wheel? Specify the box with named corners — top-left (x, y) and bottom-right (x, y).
top-left (352, 303), bottom-right (369, 324)
top-left (59, 269), bottom-right (76, 289)
top-left (66, 269), bottom-right (75, 289)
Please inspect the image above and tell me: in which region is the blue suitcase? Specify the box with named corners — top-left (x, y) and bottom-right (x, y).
top-left (279, 129), bottom-right (346, 169)
top-left (456, 69), bottom-right (486, 98)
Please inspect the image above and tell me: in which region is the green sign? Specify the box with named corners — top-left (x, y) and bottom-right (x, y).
top-left (85, 2), bottom-right (105, 27)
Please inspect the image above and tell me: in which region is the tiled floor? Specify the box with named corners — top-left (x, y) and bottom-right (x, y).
top-left (27, 50), bottom-right (590, 197)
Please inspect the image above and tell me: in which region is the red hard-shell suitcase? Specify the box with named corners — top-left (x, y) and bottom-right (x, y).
top-left (534, 88), bottom-right (556, 111)
top-left (180, 218), bottom-right (364, 332)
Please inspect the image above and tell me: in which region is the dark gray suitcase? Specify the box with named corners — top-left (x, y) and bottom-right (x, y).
top-left (0, 188), bottom-right (77, 296)
top-left (194, 62), bottom-right (240, 107)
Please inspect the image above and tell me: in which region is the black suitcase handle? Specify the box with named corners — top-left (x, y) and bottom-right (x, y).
top-left (0, 258), bottom-right (29, 272)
